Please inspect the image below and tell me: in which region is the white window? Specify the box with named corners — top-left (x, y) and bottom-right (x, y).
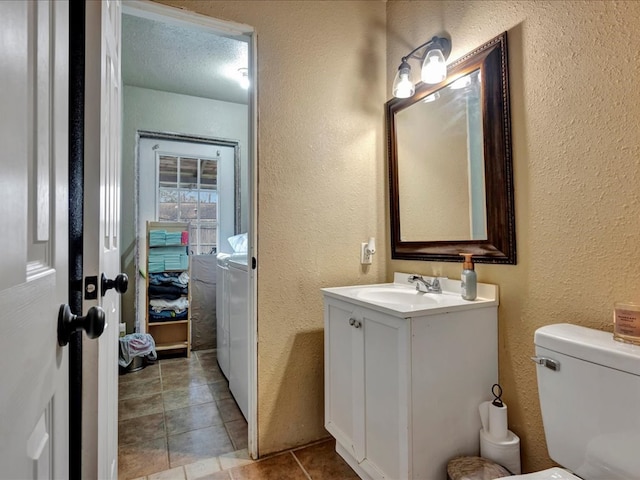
top-left (157, 155), bottom-right (218, 255)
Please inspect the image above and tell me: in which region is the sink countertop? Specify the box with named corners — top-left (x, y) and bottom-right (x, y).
top-left (322, 272), bottom-right (498, 318)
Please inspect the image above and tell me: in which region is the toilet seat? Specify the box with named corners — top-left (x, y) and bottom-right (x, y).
top-left (507, 467), bottom-right (582, 480)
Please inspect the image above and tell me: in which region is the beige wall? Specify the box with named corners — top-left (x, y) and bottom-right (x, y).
top-left (156, 0), bottom-right (388, 455)
top-left (388, 0), bottom-right (640, 473)
top-left (153, 0), bottom-right (640, 470)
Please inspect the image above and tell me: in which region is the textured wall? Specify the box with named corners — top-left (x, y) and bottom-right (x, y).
top-left (387, 0), bottom-right (640, 472)
top-left (155, 0), bottom-right (388, 455)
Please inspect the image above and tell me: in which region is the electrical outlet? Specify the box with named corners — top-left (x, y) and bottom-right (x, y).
top-left (361, 242), bottom-right (372, 265)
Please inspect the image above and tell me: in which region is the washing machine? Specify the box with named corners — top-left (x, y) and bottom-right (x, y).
top-left (216, 253), bottom-right (230, 379)
top-left (228, 253), bottom-right (249, 421)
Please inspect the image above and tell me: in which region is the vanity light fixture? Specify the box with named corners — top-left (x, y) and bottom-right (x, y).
top-left (237, 67), bottom-right (250, 90)
top-left (392, 35), bottom-right (451, 99)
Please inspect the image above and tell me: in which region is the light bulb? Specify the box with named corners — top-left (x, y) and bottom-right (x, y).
top-left (392, 62), bottom-right (415, 98)
top-left (421, 48), bottom-right (447, 84)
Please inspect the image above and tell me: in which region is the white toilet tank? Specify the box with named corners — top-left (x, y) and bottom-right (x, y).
top-left (534, 324), bottom-right (640, 479)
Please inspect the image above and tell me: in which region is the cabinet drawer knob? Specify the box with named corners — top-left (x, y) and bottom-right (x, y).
top-left (349, 317), bottom-right (356, 326)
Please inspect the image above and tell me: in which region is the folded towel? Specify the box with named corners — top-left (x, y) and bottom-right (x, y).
top-left (148, 309), bottom-right (188, 322)
top-left (150, 297), bottom-right (189, 312)
top-left (148, 284), bottom-right (188, 300)
top-left (165, 254), bottom-right (188, 271)
top-left (149, 230), bottom-right (166, 246)
top-left (149, 272), bottom-right (189, 286)
top-left (165, 232), bottom-right (183, 245)
top-left (148, 262), bottom-right (165, 273)
top-left (149, 246), bottom-right (187, 255)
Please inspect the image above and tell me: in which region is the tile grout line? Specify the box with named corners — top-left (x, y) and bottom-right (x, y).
top-left (290, 436), bottom-right (334, 453)
top-left (161, 361), bottom-right (171, 472)
top-left (222, 421), bottom-right (237, 451)
top-left (164, 353), bottom-right (229, 475)
top-left (120, 353), bottom-right (244, 479)
top-left (290, 451), bottom-right (313, 480)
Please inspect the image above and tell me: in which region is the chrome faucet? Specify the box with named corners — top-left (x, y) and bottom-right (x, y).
top-left (408, 275), bottom-right (442, 294)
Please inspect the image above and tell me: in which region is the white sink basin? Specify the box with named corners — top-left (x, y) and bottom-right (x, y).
top-left (321, 273), bottom-right (498, 317)
top-left (354, 286), bottom-right (441, 306)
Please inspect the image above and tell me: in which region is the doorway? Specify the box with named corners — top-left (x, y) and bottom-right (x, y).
top-left (118, 4), bottom-right (257, 478)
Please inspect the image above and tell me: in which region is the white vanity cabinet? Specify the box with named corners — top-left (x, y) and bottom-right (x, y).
top-left (325, 299), bottom-right (410, 479)
top-left (323, 279), bottom-right (498, 480)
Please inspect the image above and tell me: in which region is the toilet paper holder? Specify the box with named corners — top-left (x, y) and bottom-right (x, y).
top-left (479, 384), bottom-right (509, 441)
top-left (491, 383), bottom-right (503, 407)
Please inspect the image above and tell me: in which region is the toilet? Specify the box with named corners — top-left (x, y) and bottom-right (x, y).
top-left (512, 323), bottom-right (640, 479)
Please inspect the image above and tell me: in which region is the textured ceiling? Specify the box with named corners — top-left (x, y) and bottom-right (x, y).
top-left (122, 14), bottom-right (249, 105)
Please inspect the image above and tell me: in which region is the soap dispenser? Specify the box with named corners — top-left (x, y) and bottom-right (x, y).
top-left (460, 253), bottom-right (477, 301)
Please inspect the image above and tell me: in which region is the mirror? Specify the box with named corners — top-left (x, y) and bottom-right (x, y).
top-left (386, 32), bottom-right (516, 264)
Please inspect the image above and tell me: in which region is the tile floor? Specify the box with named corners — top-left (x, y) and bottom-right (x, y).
top-left (118, 349), bottom-right (248, 479)
top-left (124, 438), bottom-right (360, 480)
top-left (118, 349), bottom-right (358, 480)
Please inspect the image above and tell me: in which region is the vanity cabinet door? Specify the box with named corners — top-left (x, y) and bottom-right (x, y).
top-left (324, 300), bottom-right (365, 462)
top-left (324, 299), bottom-right (411, 480)
top-left (360, 308), bottom-right (410, 480)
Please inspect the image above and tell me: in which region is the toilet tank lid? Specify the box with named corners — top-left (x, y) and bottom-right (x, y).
top-left (535, 323), bottom-right (640, 376)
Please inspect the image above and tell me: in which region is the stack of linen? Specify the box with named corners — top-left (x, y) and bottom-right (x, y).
top-left (164, 253), bottom-right (188, 270)
top-left (165, 231), bottom-right (184, 245)
top-left (149, 297), bottom-right (189, 322)
top-left (148, 272), bottom-right (189, 299)
top-left (148, 246), bottom-right (188, 272)
top-left (149, 229), bottom-right (167, 246)
top-left (147, 270), bottom-right (190, 322)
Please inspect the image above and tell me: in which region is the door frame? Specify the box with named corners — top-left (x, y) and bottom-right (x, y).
top-left (68, 2), bottom-right (86, 478)
top-left (122, 0), bottom-right (259, 458)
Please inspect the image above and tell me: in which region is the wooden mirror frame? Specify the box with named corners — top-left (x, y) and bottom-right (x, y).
top-left (386, 32), bottom-right (515, 264)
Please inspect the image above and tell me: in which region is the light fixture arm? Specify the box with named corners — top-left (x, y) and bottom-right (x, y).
top-left (401, 36), bottom-right (451, 64)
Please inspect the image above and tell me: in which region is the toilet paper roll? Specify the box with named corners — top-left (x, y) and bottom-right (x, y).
top-left (480, 428), bottom-right (521, 475)
top-left (479, 401), bottom-right (509, 440)
top-left (488, 402), bottom-right (508, 440)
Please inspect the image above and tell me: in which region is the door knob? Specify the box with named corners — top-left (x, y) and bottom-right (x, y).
top-left (101, 273), bottom-right (128, 296)
top-left (57, 304), bottom-right (106, 346)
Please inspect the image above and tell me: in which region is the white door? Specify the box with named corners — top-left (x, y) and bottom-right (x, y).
top-left (81, 1), bottom-right (123, 479)
top-left (0, 1), bottom-right (70, 478)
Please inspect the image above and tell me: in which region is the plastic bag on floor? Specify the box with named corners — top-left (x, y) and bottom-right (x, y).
top-left (119, 333), bottom-right (157, 368)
